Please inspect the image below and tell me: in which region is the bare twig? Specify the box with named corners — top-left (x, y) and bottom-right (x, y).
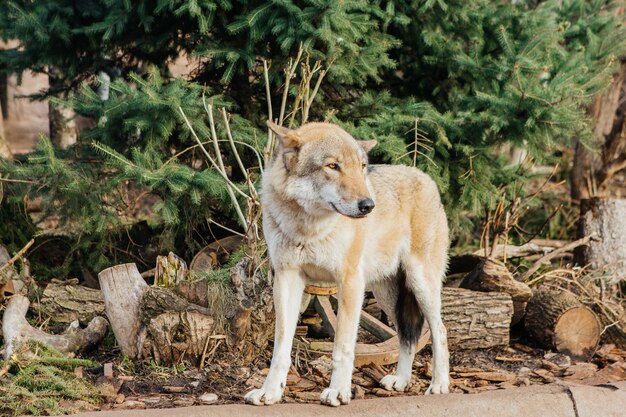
top-left (518, 235), bottom-right (594, 282)
top-left (0, 239), bottom-right (34, 274)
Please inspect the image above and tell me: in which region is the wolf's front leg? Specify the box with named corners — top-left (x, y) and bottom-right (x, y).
top-left (244, 268), bottom-right (304, 405)
top-left (321, 275), bottom-right (365, 407)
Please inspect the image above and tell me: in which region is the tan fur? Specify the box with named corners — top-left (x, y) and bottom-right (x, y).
top-left (245, 122), bottom-right (450, 407)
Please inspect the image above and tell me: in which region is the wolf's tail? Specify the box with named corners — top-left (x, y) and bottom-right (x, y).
top-left (394, 266), bottom-right (424, 347)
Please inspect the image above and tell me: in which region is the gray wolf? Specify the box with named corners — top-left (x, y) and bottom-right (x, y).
top-left (245, 121), bottom-right (450, 406)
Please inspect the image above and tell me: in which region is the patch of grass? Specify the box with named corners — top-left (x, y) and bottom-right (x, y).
top-left (0, 341), bottom-right (102, 416)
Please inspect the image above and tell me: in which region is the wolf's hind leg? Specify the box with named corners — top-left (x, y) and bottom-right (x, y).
top-left (244, 269), bottom-right (305, 405)
top-left (404, 259), bottom-right (449, 395)
top-left (371, 275), bottom-right (422, 392)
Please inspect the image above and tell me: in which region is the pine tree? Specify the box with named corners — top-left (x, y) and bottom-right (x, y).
top-left (0, 0), bottom-right (625, 276)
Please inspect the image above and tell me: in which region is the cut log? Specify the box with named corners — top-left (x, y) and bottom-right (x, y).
top-left (31, 279), bottom-right (105, 324)
top-left (98, 263), bottom-right (149, 358)
top-left (576, 198), bottom-right (626, 283)
top-left (460, 258), bottom-right (532, 325)
top-left (442, 288), bottom-right (513, 350)
top-left (525, 288), bottom-right (601, 360)
top-left (2, 295), bottom-right (108, 359)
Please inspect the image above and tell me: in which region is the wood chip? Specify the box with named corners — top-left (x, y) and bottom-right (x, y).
top-left (472, 372), bottom-right (516, 382)
top-left (114, 400), bottom-right (146, 410)
top-left (495, 356), bottom-right (525, 363)
top-left (562, 363), bottom-right (598, 380)
top-left (104, 363), bottom-right (114, 378)
top-left (352, 374), bottom-right (375, 388)
top-left (451, 366), bottom-right (484, 373)
top-left (293, 391), bottom-right (320, 402)
top-left (361, 366), bottom-right (385, 383)
top-left (286, 372), bottom-right (301, 386)
top-left (286, 377), bottom-right (316, 392)
top-left (531, 369), bottom-right (556, 383)
top-left (541, 360), bottom-right (562, 372)
top-left (354, 384), bottom-right (366, 400)
top-left (163, 385), bottom-right (187, 393)
top-left (373, 388), bottom-right (397, 397)
top-left (511, 343), bottom-right (535, 353)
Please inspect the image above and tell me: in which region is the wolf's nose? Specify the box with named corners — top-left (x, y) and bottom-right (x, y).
top-left (358, 198), bottom-right (375, 214)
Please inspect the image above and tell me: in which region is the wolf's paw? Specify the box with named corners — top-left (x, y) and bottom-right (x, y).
top-left (320, 387), bottom-right (351, 407)
top-left (380, 375), bottom-right (410, 392)
top-left (244, 386), bottom-right (283, 405)
top-left (425, 379), bottom-right (449, 395)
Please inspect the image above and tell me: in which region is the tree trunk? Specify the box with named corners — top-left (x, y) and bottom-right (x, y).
top-left (576, 198), bottom-right (626, 282)
top-left (525, 289), bottom-right (601, 360)
top-left (0, 101), bottom-right (12, 159)
top-left (98, 263), bottom-right (149, 358)
top-left (442, 287), bottom-right (513, 350)
top-left (48, 69), bottom-right (77, 149)
top-left (460, 258), bottom-right (532, 325)
top-left (571, 60), bottom-right (626, 200)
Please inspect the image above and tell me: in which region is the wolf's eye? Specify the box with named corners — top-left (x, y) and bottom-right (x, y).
top-left (362, 163), bottom-right (367, 170)
top-left (326, 163), bottom-right (340, 171)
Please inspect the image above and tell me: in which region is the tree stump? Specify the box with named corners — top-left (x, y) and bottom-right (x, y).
top-left (442, 287), bottom-right (513, 350)
top-left (525, 288), bottom-right (601, 359)
top-left (576, 198), bottom-right (626, 283)
top-left (460, 258), bottom-right (532, 325)
top-left (98, 263), bottom-right (148, 358)
top-left (141, 287), bottom-right (215, 364)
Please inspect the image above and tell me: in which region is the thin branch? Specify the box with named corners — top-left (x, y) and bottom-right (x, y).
top-left (518, 235), bottom-right (594, 282)
top-left (177, 106), bottom-right (248, 228)
top-left (0, 239), bottom-right (34, 274)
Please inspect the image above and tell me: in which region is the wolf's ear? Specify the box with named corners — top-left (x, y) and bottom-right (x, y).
top-left (359, 140), bottom-right (377, 154)
top-left (267, 120), bottom-right (301, 149)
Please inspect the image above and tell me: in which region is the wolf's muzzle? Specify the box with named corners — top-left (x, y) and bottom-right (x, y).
top-left (358, 198), bottom-right (375, 215)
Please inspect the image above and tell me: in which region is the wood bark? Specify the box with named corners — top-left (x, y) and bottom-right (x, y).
top-left (139, 285), bottom-right (222, 365)
top-left (190, 235), bottom-right (244, 272)
top-left (572, 60), bottom-right (626, 200)
top-left (525, 289), bottom-right (601, 360)
top-left (48, 69), bottom-right (77, 149)
top-left (0, 101), bottom-right (12, 160)
top-left (441, 287), bottom-right (513, 350)
top-left (2, 295), bottom-right (108, 359)
top-left (98, 263), bottom-right (149, 358)
top-left (226, 256), bottom-right (274, 361)
top-left (460, 258), bottom-right (532, 325)
top-left (576, 198), bottom-right (626, 282)
top-left (31, 279), bottom-right (105, 324)
top-left (154, 252), bottom-right (188, 287)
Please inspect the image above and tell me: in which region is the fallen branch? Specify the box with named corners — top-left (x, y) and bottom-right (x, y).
top-left (517, 235), bottom-right (593, 282)
top-left (2, 295), bottom-right (108, 359)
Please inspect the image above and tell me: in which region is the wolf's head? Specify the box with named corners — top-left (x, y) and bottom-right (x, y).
top-left (267, 121), bottom-right (377, 218)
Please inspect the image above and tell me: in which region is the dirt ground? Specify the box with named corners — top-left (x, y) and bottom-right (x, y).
top-left (86, 338), bottom-right (626, 411)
